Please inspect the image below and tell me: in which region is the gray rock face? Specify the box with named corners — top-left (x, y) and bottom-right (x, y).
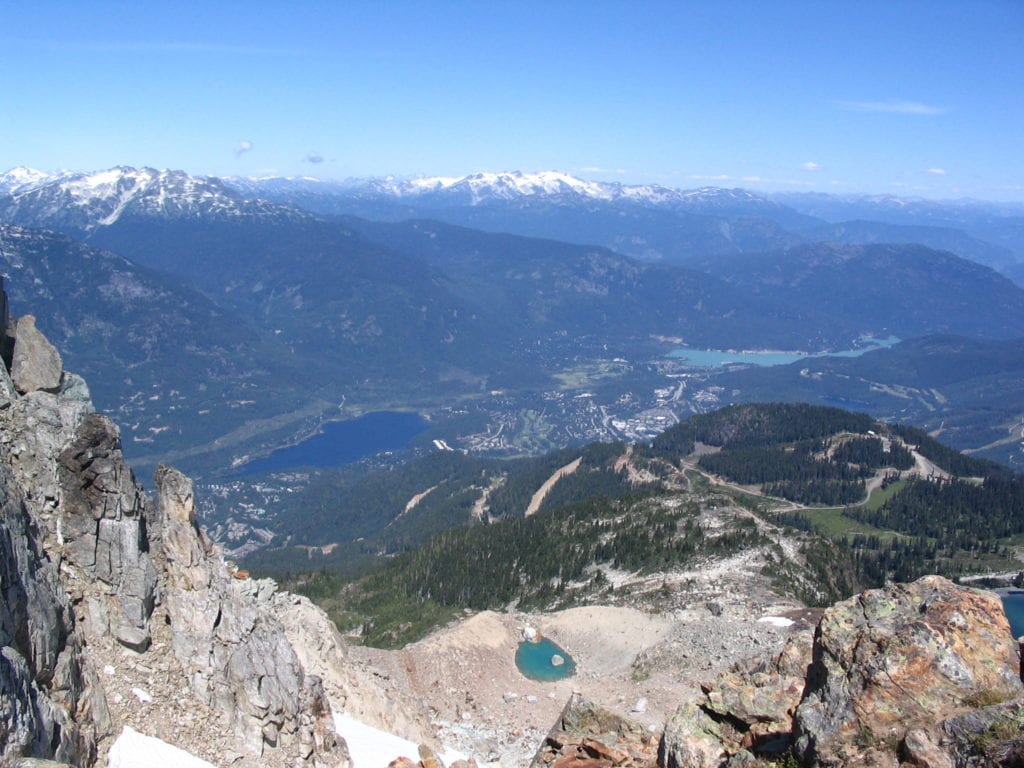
top-left (0, 298), bottom-right (349, 767)
top-left (58, 413), bottom-right (156, 650)
top-left (156, 465), bottom-right (349, 766)
top-left (10, 315), bottom-right (63, 395)
top-left (0, 361), bottom-right (93, 534)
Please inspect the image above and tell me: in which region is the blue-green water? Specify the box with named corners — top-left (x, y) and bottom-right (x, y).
top-left (666, 336), bottom-right (900, 368)
top-left (1002, 592), bottom-right (1024, 637)
top-left (237, 411), bottom-right (428, 476)
top-left (515, 638), bottom-right (576, 682)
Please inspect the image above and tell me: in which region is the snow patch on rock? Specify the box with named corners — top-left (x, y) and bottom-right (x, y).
top-left (107, 725), bottom-right (217, 768)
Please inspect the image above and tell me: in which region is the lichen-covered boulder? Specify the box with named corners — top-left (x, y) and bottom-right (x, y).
top-left (794, 575), bottom-right (1022, 767)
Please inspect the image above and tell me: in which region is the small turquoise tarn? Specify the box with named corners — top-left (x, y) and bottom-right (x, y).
top-left (515, 637), bottom-right (576, 681)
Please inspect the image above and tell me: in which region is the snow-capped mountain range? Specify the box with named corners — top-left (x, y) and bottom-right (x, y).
top-left (0, 166), bottom-right (306, 232)
top-left (6, 165), bottom-right (1023, 215)
top-left (2, 166), bottom-right (1021, 269)
top-left (226, 168), bottom-right (781, 212)
top-left (0, 166), bottom-right (68, 194)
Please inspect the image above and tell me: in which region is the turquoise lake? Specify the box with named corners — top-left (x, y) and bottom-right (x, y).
top-left (515, 638), bottom-right (576, 682)
top-left (237, 411), bottom-right (428, 476)
top-left (1002, 592), bottom-right (1024, 637)
top-left (666, 336), bottom-right (900, 368)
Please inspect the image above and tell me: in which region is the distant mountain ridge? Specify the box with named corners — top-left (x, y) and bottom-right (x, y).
top-left (2, 164), bottom-right (1023, 477)
top-left (221, 169), bottom-right (1024, 273)
top-left (7, 165), bottom-right (1022, 271)
top-left (0, 166), bottom-right (307, 234)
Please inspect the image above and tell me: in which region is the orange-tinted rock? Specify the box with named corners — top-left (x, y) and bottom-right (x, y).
top-left (662, 576), bottom-right (1023, 768)
top-left (794, 576), bottom-right (1022, 767)
top-left (418, 743), bottom-right (443, 768)
top-left (530, 694), bottom-right (657, 768)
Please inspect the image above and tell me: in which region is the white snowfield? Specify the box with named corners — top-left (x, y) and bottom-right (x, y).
top-left (334, 712), bottom-right (420, 766)
top-left (333, 712), bottom-right (467, 768)
top-left (105, 715), bottom-right (467, 768)
top-left (106, 726), bottom-right (216, 768)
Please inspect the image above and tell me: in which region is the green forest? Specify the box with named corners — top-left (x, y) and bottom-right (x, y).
top-left (254, 402), bottom-right (1024, 648)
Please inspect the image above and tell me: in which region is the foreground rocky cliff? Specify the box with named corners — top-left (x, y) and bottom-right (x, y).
top-left (0, 287), bottom-right (349, 766)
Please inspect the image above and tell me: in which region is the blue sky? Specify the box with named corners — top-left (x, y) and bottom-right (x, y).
top-left (2, 0), bottom-right (1022, 200)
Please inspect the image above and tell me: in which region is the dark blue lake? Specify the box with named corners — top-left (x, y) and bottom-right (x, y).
top-left (236, 411), bottom-right (429, 476)
top-left (515, 638), bottom-right (576, 682)
top-left (1002, 592), bottom-right (1024, 638)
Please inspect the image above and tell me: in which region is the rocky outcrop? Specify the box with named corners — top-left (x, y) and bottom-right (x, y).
top-left (661, 576), bottom-right (1023, 768)
top-left (0, 344), bottom-right (92, 534)
top-left (10, 315), bottom-right (63, 395)
top-left (58, 413), bottom-right (156, 652)
top-left (0, 312), bottom-right (108, 765)
top-left (662, 632), bottom-right (813, 767)
top-left (529, 693), bottom-right (659, 768)
top-left (271, 588), bottom-right (438, 748)
top-left (794, 575), bottom-right (1021, 767)
top-left (0, 296), bottom-right (350, 767)
top-left (157, 465), bottom-right (348, 765)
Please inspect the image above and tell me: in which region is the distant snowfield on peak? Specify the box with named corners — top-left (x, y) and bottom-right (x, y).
top-left (0, 166), bottom-right (65, 194)
top-left (363, 169), bottom-right (683, 205)
top-left (6, 165), bottom-right (1021, 221)
top-left (0, 165), bottom-right (305, 230)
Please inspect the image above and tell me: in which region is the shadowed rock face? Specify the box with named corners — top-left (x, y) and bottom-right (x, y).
top-left (0, 459), bottom-right (101, 765)
top-left (59, 412), bottom-right (156, 652)
top-left (661, 576), bottom-right (1024, 768)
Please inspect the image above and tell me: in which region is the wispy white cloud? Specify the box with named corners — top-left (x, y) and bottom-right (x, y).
top-left (689, 174), bottom-right (733, 181)
top-left (234, 140), bottom-right (253, 158)
top-left (837, 99), bottom-right (944, 115)
top-left (801, 161), bottom-right (821, 171)
top-left (927, 167), bottom-right (947, 175)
